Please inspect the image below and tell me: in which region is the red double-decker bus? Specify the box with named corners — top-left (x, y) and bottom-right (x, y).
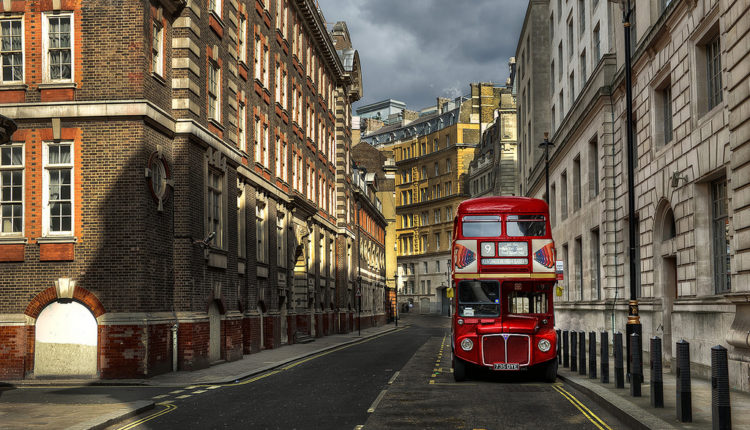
top-left (449, 196), bottom-right (558, 382)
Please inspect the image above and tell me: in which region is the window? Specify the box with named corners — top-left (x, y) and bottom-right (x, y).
top-left (550, 183), bottom-right (557, 226)
top-left (462, 215), bottom-right (501, 238)
top-left (207, 169), bottom-right (223, 248)
top-left (573, 155), bottom-right (582, 211)
top-left (580, 50), bottom-right (587, 83)
top-left (423, 261), bottom-right (428, 273)
top-left (0, 18), bottom-right (23, 83)
top-left (44, 13), bottom-right (73, 82)
top-left (150, 21), bottom-right (163, 76)
top-left (435, 233), bottom-right (441, 250)
top-left (589, 137), bottom-right (599, 199)
top-left (578, 0), bottom-right (585, 34)
top-left (432, 138), bottom-right (438, 152)
top-left (569, 72), bottom-right (575, 106)
top-left (254, 35), bottom-right (262, 80)
top-left (561, 171), bottom-right (568, 220)
top-left (591, 228), bottom-right (601, 300)
top-left (507, 215), bottom-right (546, 237)
top-left (654, 82), bottom-right (673, 149)
top-left (238, 15), bottom-right (247, 64)
top-left (557, 42), bottom-right (563, 80)
top-left (712, 179), bottom-right (730, 293)
top-left (567, 17), bottom-right (573, 57)
top-left (237, 184), bottom-right (246, 259)
top-left (508, 291), bottom-right (548, 314)
top-left (593, 23), bottom-right (601, 62)
top-left (434, 162), bottom-right (439, 177)
top-left (208, 61), bottom-right (221, 122)
top-left (256, 198), bottom-right (267, 263)
top-left (238, 102), bottom-right (247, 152)
top-left (1, 144), bottom-right (23, 234)
top-left (43, 142), bottom-right (73, 236)
top-left (660, 0), bottom-right (673, 13)
top-left (706, 34), bottom-right (722, 111)
top-left (550, 61), bottom-right (555, 93)
top-left (446, 207), bottom-right (452, 222)
top-left (421, 165), bottom-right (427, 180)
top-left (209, 0), bottom-right (221, 16)
top-left (457, 281), bottom-right (500, 317)
top-left (446, 159), bottom-right (451, 173)
top-left (277, 210), bottom-right (286, 267)
top-left (262, 42), bottom-right (269, 87)
top-left (435, 259), bottom-right (441, 272)
top-left (263, 122), bottom-right (270, 167)
top-left (575, 236), bottom-right (583, 300)
top-left (562, 243), bottom-right (569, 300)
top-left (253, 115), bottom-right (261, 163)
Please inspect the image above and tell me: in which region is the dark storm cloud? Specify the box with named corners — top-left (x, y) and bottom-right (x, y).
top-left (316, 0), bottom-right (528, 111)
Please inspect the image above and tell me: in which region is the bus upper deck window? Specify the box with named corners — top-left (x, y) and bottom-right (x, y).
top-left (507, 215), bottom-right (546, 237)
top-left (462, 215), bottom-right (502, 238)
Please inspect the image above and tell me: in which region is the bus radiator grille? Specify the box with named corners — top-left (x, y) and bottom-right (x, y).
top-left (507, 336), bottom-right (530, 364)
top-left (482, 335), bottom-right (507, 363)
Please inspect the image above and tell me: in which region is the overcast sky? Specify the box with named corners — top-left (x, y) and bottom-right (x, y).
top-left (317, 0), bottom-right (528, 113)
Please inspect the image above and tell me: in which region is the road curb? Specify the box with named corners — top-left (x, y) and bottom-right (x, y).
top-left (556, 373), bottom-right (676, 430)
top-left (64, 400), bottom-right (155, 430)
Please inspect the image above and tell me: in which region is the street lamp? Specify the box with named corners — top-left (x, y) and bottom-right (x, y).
top-left (394, 271), bottom-right (399, 327)
top-left (610, 0), bottom-right (641, 382)
top-left (538, 133), bottom-right (554, 203)
top-left (357, 275), bottom-right (362, 336)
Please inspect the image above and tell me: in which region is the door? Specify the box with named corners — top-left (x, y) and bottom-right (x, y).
top-left (35, 301), bottom-right (97, 377)
top-left (420, 297), bottom-right (431, 314)
top-left (208, 301), bottom-right (221, 362)
top-left (280, 306), bottom-right (288, 344)
top-left (440, 288), bottom-right (451, 316)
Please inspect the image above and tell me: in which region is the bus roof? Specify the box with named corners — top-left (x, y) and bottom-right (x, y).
top-left (456, 196), bottom-right (549, 215)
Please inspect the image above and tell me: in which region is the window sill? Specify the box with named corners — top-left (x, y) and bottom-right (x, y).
top-left (0, 236), bottom-right (27, 244)
top-left (151, 72), bottom-right (166, 86)
top-left (208, 118), bottom-right (225, 131)
top-left (0, 84), bottom-right (27, 91)
top-left (36, 236), bottom-right (77, 244)
top-left (207, 248), bottom-right (227, 269)
top-left (38, 82), bottom-right (77, 90)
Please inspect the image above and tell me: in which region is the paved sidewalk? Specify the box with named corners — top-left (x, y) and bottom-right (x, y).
top-left (0, 323), bottom-right (400, 430)
top-left (557, 357), bottom-right (750, 429)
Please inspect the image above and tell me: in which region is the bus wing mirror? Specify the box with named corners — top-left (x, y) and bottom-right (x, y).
top-left (446, 287), bottom-right (454, 299)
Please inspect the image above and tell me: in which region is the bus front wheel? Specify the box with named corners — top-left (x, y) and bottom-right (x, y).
top-left (543, 359), bottom-right (558, 382)
top-left (453, 353), bottom-right (467, 382)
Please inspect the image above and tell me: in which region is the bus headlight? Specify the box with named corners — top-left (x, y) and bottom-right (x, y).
top-left (538, 339), bottom-right (551, 352)
top-left (497, 242), bottom-right (528, 256)
top-left (460, 338), bottom-right (474, 351)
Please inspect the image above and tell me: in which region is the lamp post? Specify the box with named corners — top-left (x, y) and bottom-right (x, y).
top-left (357, 275), bottom-right (362, 336)
top-left (539, 133), bottom-right (554, 203)
top-left (610, 0), bottom-right (641, 382)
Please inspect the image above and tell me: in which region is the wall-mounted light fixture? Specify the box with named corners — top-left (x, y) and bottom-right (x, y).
top-left (671, 171), bottom-right (688, 188)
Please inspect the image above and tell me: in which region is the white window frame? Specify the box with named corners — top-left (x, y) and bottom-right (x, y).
top-left (256, 194), bottom-right (267, 263)
top-left (42, 12), bottom-right (74, 83)
top-left (0, 144), bottom-right (24, 235)
top-left (42, 141), bottom-right (74, 237)
top-left (237, 182), bottom-right (246, 259)
top-left (238, 15), bottom-right (247, 64)
top-left (0, 17), bottom-right (24, 84)
top-left (207, 168), bottom-right (224, 249)
top-left (277, 208), bottom-right (286, 267)
top-left (151, 19), bottom-right (164, 76)
top-left (238, 101), bottom-right (247, 152)
top-left (208, 60), bottom-right (221, 122)
top-left (254, 35), bottom-right (262, 81)
top-left (209, 0), bottom-right (222, 17)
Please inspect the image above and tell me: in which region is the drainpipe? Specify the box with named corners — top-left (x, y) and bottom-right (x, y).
top-left (171, 323), bottom-right (179, 372)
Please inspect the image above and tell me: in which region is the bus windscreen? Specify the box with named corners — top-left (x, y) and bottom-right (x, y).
top-left (506, 215), bottom-right (546, 237)
top-left (462, 215), bottom-right (502, 237)
top-left (457, 280), bottom-right (500, 317)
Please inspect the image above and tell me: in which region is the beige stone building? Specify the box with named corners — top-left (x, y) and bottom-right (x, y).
top-left (517, 0), bottom-right (750, 391)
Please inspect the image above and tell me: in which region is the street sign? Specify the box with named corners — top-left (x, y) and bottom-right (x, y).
top-left (555, 260), bottom-right (564, 281)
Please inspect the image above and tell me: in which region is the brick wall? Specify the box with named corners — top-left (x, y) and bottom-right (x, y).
top-left (0, 326), bottom-right (26, 379)
top-left (98, 325), bottom-right (146, 379)
top-left (177, 322), bottom-right (210, 371)
top-left (222, 318), bottom-right (243, 362)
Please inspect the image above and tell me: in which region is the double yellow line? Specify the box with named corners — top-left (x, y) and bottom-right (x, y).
top-left (118, 402), bottom-right (177, 430)
top-left (552, 384), bottom-right (612, 430)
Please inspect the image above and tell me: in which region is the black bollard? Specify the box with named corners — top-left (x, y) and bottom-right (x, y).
top-left (650, 336), bottom-right (664, 408)
top-left (600, 331), bottom-right (609, 384)
top-left (571, 331), bottom-right (578, 372)
top-left (614, 332), bottom-right (624, 388)
top-left (563, 330), bottom-right (570, 368)
top-left (556, 329), bottom-right (562, 365)
top-left (579, 331), bottom-right (586, 376)
top-left (676, 340), bottom-right (692, 422)
top-left (711, 345), bottom-right (731, 429)
top-left (589, 331), bottom-right (597, 379)
top-left (630, 333), bottom-right (642, 396)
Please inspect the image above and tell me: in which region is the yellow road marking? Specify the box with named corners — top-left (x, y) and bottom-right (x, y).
top-left (175, 394), bottom-right (191, 399)
top-left (168, 390), bottom-right (184, 394)
top-left (116, 402), bottom-right (177, 430)
top-left (552, 385), bottom-right (612, 430)
top-left (192, 389), bottom-right (207, 394)
top-left (152, 394), bottom-right (168, 399)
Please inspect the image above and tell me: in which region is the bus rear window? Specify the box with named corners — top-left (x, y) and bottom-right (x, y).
top-left (462, 215), bottom-right (502, 237)
top-left (458, 280), bottom-right (500, 317)
top-left (508, 291), bottom-right (548, 314)
top-left (506, 215), bottom-right (546, 237)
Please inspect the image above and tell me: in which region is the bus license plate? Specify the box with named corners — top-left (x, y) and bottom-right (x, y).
top-left (494, 363), bottom-right (519, 370)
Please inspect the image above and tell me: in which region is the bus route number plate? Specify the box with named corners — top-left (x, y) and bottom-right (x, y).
top-left (493, 363), bottom-right (519, 370)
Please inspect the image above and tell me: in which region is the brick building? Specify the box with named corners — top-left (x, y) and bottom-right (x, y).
top-left (0, 0), bottom-right (382, 380)
top-left (516, 0), bottom-right (750, 392)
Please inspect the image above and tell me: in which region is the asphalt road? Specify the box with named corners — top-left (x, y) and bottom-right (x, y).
top-left (98, 313), bottom-right (624, 430)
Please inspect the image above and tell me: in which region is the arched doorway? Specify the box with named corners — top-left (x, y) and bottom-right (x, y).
top-left (654, 201), bottom-right (678, 364)
top-left (35, 301), bottom-right (97, 377)
top-left (208, 301), bottom-right (221, 363)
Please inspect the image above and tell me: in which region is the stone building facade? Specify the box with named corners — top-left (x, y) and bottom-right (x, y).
top-left (516, 0), bottom-right (750, 392)
top-left (0, 0), bottom-right (384, 380)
